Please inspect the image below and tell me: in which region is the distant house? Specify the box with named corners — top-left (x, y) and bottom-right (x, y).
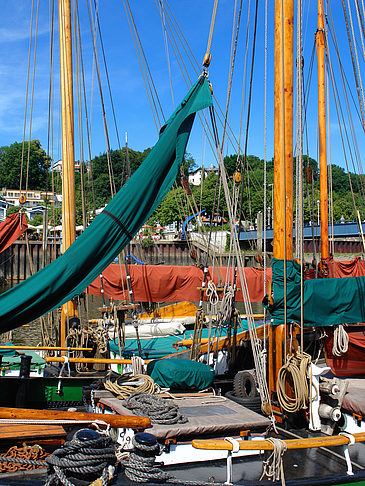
top-left (52, 159), bottom-right (82, 172)
top-left (0, 189), bottom-right (62, 208)
top-left (188, 164), bottom-right (219, 186)
top-left (0, 200), bottom-right (11, 222)
top-left (26, 205), bottom-right (49, 222)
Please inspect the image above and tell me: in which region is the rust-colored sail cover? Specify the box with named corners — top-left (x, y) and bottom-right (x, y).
top-left (0, 212), bottom-right (28, 253)
top-left (87, 264), bottom-right (272, 303)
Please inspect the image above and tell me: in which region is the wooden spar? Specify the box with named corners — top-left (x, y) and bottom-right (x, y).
top-left (44, 356), bottom-right (152, 364)
top-left (316, 0), bottom-right (329, 259)
top-left (192, 432), bottom-right (365, 451)
top-left (270, 0), bottom-right (294, 394)
top-left (0, 407), bottom-right (151, 430)
top-left (59, 0), bottom-right (77, 346)
top-left (0, 346), bottom-right (92, 351)
top-left (273, 0), bottom-right (293, 261)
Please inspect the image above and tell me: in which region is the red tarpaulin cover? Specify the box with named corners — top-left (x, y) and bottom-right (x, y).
top-left (323, 325), bottom-right (365, 377)
top-left (0, 212), bottom-right (28, 253)
top-left (325, 255), bottom-right (365, 278)
top-left (87, 264), bottom-right (272, 303)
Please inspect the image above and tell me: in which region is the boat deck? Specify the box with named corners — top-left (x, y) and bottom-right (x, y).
top-left (95, 391), bottom-right (270, 439)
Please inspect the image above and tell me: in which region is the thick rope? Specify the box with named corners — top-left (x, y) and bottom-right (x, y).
top-left (44, 432), bottom-right (116, 486)
top-left (104, 374), bottom-right (156, 400)
top-left (122, 435), bottom-right (170, 483)
top-left (332, 324), bottom-right (349, 356)
top-left (124, 392), bottom-right (188, 425)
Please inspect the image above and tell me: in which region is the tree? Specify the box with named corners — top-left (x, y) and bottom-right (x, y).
top-left (0, 140), bottom-right (51, 190)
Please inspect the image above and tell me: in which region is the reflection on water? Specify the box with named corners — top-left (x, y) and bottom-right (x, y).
top-left (0, 282), bottom-right (265, 346)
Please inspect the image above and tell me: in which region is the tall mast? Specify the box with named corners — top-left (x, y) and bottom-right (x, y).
top-left (316, 0), bottom-right (329, 260)
top-left (273, 0), bottom-right (293, 261)
top-left (59, 0), bottom-right (77, 345)
top-left (269, 0), bottom-right (294, 395)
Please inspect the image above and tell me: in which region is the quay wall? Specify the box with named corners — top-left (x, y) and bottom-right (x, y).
top-left (0, 237), bottom-right (359, 282)
top-left (0, 240), bottom-right (258, 282)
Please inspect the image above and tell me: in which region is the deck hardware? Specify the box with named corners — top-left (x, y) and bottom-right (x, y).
top-left (339, 432), bottom-right (355, 475)
top-left (224, 437), bottom-right (240, 484)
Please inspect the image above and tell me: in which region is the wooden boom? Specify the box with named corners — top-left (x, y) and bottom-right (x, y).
top-left (0, 407), bottom-right (151, 430)
top-left (0, 346), bottom-right (92, 352)
top-left (44, 357), bottom-right (151, 364)
top-left (192, 432), bottom-right (365, 451)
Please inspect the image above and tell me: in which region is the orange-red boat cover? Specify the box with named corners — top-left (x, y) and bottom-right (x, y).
top-left (86, 264), bottom-right (272, 303)
top-left (323, 325), bottom-right (365, 377)
top-left (0, 212), bottom-right (28, 253)
top-left (325, 256), bottom-right (365, 278)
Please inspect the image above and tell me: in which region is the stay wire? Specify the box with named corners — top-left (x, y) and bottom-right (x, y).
top-left (20, 0), bottom-right (35, 196)
top-left (87, 0), bottom-right (116, 197)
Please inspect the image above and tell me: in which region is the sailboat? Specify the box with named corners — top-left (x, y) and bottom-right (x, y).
top-left (1, 0), bottom-right (365, 484)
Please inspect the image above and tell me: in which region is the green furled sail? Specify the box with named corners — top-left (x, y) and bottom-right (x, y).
top-left (0, 76), bottom-right (212, 333)
top-left (268, 258), bottom-right (365, 326)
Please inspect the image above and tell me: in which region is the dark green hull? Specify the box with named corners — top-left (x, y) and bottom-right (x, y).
top-left (0, 376), bottom-right (96, 408)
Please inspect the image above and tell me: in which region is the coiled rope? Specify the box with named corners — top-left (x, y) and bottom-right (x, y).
top-left (277, 352), bottom-right (311, 413)
top-left (332, 324), bottom-right (349, 356)
top-left (104, 373), bottom-right (156, 400)
top-left (122, 434), bottom-right (228, 485)
top-left (260, 437), bottom-right (287, 485)
top-left (124, 392), bottom-right (188, 424)
top-left (122, 434), bottom-right (171, 483)
top-left (44, 430), bottom-right (116, 486)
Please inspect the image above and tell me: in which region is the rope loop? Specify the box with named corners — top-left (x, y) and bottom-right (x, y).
top-left (104, 373), bottom-right (156, 400)
top-left (332, 324), bottom-right (349, 357)
top-left (260, 437), bottom-right (287, 484)
top-left (277, 352), bottom-right (311, 413)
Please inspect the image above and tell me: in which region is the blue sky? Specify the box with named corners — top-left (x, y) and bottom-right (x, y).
top-left (0, 1), bottom-right (364, 174)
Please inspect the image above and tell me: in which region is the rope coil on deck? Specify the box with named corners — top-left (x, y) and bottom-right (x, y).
top-left (124, 392), bottom-right (188, 424)
top-left (44, 429), bottom-right (116, 486)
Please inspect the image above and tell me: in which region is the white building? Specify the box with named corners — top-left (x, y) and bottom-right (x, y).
top-left (188, 164), bottom-right (219, 186)
top-left (52, 159), bottom-right (82, 172)
top-left (0, 189), bottom-right (62, 208)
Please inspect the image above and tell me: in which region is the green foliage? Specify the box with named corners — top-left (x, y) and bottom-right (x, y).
top-left (0, 140), bottom-right (51, 190)
top-left (6, 206), bottom-right (20, 216)
top-left (31, 214), bottom-right (44, 226)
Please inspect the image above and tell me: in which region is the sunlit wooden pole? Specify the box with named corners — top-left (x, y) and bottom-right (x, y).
top-left (269, 0), bottom-right (294, 396)
top-left (316, 0), bottom-right (329, 260)
top-left (59, 0), bottom-right (77, 346)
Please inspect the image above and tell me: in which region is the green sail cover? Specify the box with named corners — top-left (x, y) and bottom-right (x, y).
top-left (0, 77), bottom-right (212, 333)
top-left (268, 258), bottom-right (365, 326)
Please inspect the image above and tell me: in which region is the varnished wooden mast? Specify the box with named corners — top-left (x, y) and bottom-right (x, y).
top-left (269, 0), bottom-right (294, 396)
top-left (59, 0), bottom-right (77, 345)
top-left (316, 0), bottom-right (329, 260)
top-left (273, 0), bottom-right (293, 261)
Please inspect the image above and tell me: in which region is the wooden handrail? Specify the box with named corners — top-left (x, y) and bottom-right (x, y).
top-left (192, 433), bottom-right (365, 451)
top-left (44, 356), bottom-right (151, 364)
top-left (0, 407), bottom-right (150, 430)
top-left (0, 346), bottom-right (93, 352)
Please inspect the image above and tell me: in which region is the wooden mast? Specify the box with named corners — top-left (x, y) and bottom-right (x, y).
top-left (316, 0), bottom-right (329, 260)
top-left (269, 0), bottom-right (294, 396)
top-left (59, 0), bottom-right (77, 346)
